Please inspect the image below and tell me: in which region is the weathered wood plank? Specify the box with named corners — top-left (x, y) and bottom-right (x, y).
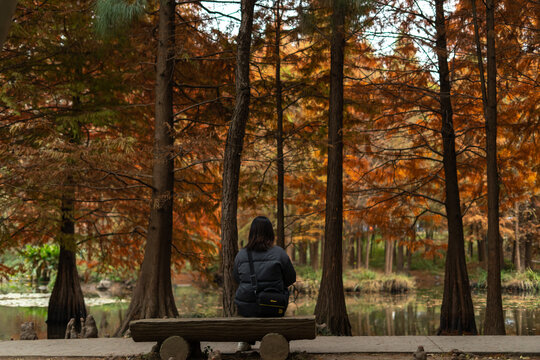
top-left (130, 315), bottom-right (316, 342)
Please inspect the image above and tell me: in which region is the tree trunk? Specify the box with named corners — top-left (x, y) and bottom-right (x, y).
top-left (0, 0), bottom-right (17, 48)
top-left (348, 236), bottom-right (355, 268)
top-left (477, 223), bottom-right (487, 267)
top-left (116, 0), bottom-right (178, 335)
top-left (314, 0), bottom-right (351, 336)
top-left (47, 178), bottom-right (87, 339)
top-left (407, 230), bottom-right (415, 271)
top-left (435, 0), bottom-right (477, 335)
top-left (396, 243), bottom-right (404, 273)
top-left (364, 232), bottom-right (372, 269)
top-left (514, 202), bottom-right (522, 271)
top-left (524, 234), bottom-right (532, 269)
top-left (483, 0), bottom-right (505, 335)
top-left (299, 241), bottom-right (308, 265)
top-left (220, 0), bottom-right (256, 317)
top-left (356, 233), bottom-right (363, 269)
top-left (384, 240), bottom-right (394, 274)
top-left (477, 238), bottom-right (485, 263)
top-left (310, 239), bottom-right (319, 270)
top-left (275, 0), bottom-right (285, 249)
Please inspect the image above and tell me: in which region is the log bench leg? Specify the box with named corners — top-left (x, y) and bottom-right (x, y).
top-left (259, 333), bottom-right (289, 360)
top-left (159, 336), bottom-right (203, 360)
top-left (160, 336), bottom-right (190, 360)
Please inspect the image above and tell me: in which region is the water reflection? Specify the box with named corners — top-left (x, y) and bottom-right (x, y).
top-left (289, 289), bottom-right (538, 335)
top-left (0, 287), bottom-right (538, 339)
top-left (0, 302), bottom-right (129, 340)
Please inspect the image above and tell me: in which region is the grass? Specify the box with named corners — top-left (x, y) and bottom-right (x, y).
top-left (295, 266), bottom-right (416, 294)
top-left (473, 268), bottom-right (540, 293)
top-left (0, 276), bottom-right (32, 294)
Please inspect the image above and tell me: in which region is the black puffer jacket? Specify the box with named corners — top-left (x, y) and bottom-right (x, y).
top-left (233, 246), bottom-right (296, 317)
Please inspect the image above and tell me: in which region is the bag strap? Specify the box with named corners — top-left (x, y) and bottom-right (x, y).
top-left (246, 249), bottom-right (258, 295)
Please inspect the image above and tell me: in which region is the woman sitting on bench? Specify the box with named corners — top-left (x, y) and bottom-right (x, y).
top-left (233, 216), bottom-right (296, 351)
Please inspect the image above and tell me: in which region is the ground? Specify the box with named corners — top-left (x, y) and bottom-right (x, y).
top-left (2, 354), bottom-right (537, 360)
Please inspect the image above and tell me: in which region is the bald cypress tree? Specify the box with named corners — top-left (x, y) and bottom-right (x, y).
top-left (221, 0), bottom-right (257, 316)
top-left (314, 0), bottom-right (351, 336)
top-left (434, 0), bottom-right (477, 335)
top-left (94, 0), bottom-right (179, 334)
top-left (113, 0), bottom-right (179, 334)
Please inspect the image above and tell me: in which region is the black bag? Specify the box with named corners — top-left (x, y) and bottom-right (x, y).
top-left (257, 287), bottom-right (288, 316)
top-left (247, 250), bottom-right (288, 317)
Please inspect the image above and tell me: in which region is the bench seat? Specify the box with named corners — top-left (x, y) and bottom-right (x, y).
top-left (130, 315), bottom-right (317, 343)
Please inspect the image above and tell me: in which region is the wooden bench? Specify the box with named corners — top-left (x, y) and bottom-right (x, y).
top-left (130, 315), bottom-right (316, 360)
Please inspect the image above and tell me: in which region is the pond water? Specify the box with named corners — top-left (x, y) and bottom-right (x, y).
top-left (0, 287), bottom-right (538, 340)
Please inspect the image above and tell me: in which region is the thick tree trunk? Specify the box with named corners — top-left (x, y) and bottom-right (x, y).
top-left (116, 0), bottom-right (178, 335)
top-left (275, 0), bottom-right (285, 249)
top-left (47, 179), bottom-right (87, 339)
top-left (310, 239), bottom-right (319, 269)
top-left (314, 0), bottom-right (351, 336)
top-left (435, 0), bottom-right (477, 335)
top-left (483, 0), bottom-right (505, 335)
top-left (0, 0), bottom-right (17, 49)
top-left (221, 0), bottom-right (256, 317)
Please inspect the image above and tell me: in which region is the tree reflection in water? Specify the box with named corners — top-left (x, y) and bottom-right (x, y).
top-left (0, 288), bottom-right (538, 339)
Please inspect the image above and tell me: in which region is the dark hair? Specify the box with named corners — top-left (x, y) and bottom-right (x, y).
top-left (246, 216), bottom-right (274, 251)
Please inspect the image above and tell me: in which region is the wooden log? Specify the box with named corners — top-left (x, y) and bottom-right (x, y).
top-left (160, 336), bottom-right (190, 360)
top-left (259, 333), bottom-right (289, 360)
top-left (130, 315), bottom-right (316, 343)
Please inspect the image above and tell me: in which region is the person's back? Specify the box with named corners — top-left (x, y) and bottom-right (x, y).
top-left (233, 216), bottom-right (296, 351)
top-left (234, 245), bottom-right (296, 317)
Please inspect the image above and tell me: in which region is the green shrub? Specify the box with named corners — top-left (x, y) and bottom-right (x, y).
top-left (295, 265), bottom-right (321, 282)
top-left (346, 268), bottom-right (377, 281)
top-left (381, 274), bottom-right (415, 293)
top-left (474, 268), bottom-right (540, 293)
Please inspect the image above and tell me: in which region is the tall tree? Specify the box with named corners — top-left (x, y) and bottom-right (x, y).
top-left (314, 0), bottom-right (351, 336)
top-left (482, 0), bottom-right (505, 335)
top-left (0, 0), bottom-right (144, 337)
top-left (435, 0), bottom-right (477, 335)
top-left (221, 0), bottom-right (257, 316)
top-left (47, 174), bottom-right (87, 339)
top-left (117, 0), bottom-right (178, 334)
top-left (275, 0), bottom-right (286, 249)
